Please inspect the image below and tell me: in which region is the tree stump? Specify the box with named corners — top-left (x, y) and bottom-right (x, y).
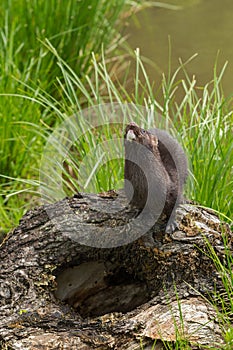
top-left (0, 191), bottom-right (232, 349)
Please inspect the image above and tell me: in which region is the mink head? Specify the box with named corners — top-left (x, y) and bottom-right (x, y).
top-left (124, 122), bottom-right (158, 154)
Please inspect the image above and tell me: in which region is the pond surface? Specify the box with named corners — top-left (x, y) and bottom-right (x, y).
top-left (124, 0), bottom-right (233, 100)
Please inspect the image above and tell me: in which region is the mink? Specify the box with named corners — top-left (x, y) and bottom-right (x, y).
top-left (124, 122), bottom-right (188, 233)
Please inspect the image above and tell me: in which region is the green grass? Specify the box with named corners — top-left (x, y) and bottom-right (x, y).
top-left (202, 233), bottom-right (233, 349)
top-left (1, 47), bottom-right (232, 230)
top-left (14, 49), bottom-right (233, 209)
top-left (0, 0), bottom-right (125, 92)
top-left (2, 1), bottom-right (231, 232)
top-left (0, 0), bottom-right (127, 178)
top-left (0, 0), bottom-right (128, 235)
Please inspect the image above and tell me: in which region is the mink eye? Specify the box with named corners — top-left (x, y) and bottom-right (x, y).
top-left (141, 129), bottom-right (146, 134)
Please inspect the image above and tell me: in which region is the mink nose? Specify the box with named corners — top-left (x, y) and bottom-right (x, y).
top-left (129, 122), bottom-right (138, 127)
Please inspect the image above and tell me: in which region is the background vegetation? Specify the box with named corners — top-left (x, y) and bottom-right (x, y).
top-left (0, 0), bottom-right (126, 231)
top-left (0, 0), bottom-right (232, 231)
top-left (0, 1), bottom-right (232, 347)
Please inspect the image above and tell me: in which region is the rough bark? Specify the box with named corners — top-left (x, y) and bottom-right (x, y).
top-left (0, 191), bottom-right (232, 350)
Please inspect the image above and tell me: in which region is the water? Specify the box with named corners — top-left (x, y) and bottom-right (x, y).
top-left (124, 0), bottom-right (233, 99)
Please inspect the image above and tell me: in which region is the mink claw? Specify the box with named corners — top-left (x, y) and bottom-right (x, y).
top-left (165, 220), bottom-right (178, 234)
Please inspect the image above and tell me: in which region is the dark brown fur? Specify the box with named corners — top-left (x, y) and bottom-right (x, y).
top-left (124, 122), bottom-right (188, 232)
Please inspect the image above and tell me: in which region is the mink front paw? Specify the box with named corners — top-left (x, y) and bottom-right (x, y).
top-left (165, 219), bottom-right (178, 234)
